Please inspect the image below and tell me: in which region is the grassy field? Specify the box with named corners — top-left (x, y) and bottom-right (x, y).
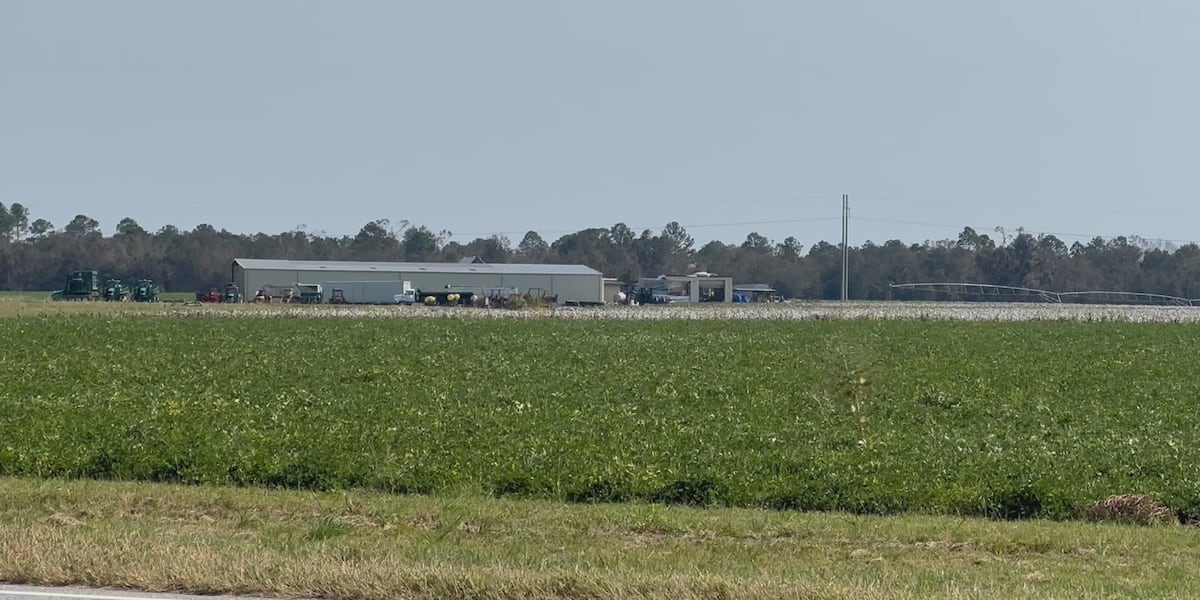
top-left (2, 476), bottom-right (1197, 600)
top-left (0, 291), bottom-right (195, 303)
top-left (2, 315), bottom-right (1198, 521)
top-left (0, 291), bottom-right (56, 302)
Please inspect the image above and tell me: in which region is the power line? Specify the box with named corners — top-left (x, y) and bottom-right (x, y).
top-left (853, 195), bottom-right (1200, 220)
top-left (851, 217), bottom-right (965, 231)
top-left (851, 216), bottom-right (1200, 246)
top-left (448, 216), bottom-right (842, 239)
top-left (442, 193), bottom-right (839, 213)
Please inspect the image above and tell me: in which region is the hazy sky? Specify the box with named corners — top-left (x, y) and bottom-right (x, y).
top-left (4, 1), bottom-right (1199, 249)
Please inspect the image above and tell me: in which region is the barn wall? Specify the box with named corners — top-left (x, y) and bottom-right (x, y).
top-left (235, 264), bottom-right (603, 304)
top-left (603, 281), bottom-right (624, 303)
top-left (419, 273), bottom-right (506, 289)
top-left (239, 269), bottom-right (402, 298)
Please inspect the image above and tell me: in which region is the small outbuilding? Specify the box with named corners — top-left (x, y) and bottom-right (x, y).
top-left (231, 258), bottom-right (605, 304)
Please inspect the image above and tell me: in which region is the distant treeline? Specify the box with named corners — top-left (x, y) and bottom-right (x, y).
top-left (1, 202), bottom-right (1197, 299)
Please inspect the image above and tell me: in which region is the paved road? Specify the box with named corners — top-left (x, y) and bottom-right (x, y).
top-left (0, 585), bottom-right (311, 600)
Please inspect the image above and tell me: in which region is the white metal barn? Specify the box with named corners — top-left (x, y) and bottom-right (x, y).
top-left (231, 258), bottom-right (605, 304)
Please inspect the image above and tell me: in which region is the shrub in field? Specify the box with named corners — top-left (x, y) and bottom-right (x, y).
top-left (761, 489), bottom-right (833, 513)
top-left (650, 479), bottom-right (728, 507)
top-left (565, 480), bottom-right (633, 504)
top-left (986, 485), bottom-right (1045, 520)
top-left (490, 475), bottom-right (550, 498)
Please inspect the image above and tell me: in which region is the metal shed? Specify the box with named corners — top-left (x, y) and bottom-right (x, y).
top-left (231, 258), bottom-right (605, 304)
top-left (733, 283), bottom-right (781, 302)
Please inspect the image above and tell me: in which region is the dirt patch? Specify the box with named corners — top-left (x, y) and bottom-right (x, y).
top-left (44, 512), bottom-right (81, 528)
top-left (408, 515), bottom-right (440, 531)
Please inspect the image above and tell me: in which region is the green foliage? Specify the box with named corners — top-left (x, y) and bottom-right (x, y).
top-left (1, 316), bottom-right (1197, 521)
top-left (5, 199), bottom-right (1200, 302)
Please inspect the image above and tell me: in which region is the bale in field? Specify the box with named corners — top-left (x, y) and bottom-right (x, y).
top-left (1084, 494), bottom-right (1177, 526)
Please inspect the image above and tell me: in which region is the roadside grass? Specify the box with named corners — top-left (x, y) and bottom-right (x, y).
top-left (1, 477), bottom-right (1198, 599)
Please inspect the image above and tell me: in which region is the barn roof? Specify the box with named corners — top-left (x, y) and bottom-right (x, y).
top-left (232, 258), bottom-right (601, 276)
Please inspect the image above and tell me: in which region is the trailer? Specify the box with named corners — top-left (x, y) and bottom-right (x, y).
top-left (444, 284), bottom-right (519, 304)
top-left (251, 282), bottom-right (321, 303)
top-left (325, 280), bottom-right (415, 305)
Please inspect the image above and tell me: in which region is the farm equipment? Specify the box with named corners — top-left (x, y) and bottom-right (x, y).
top-left (251, 283), bottom-right (320, 304)
top-left (417, 290), bottom-right (474, 306)
top-left (325, 281), bottom-right (414, 305)
top-left (635, 278), bottom-right (687, 304)
top-left (103, 278), bottom-right (131, 302)
top-left (196, 288), bottom-right (224, 303)
top-left (132, 279), bottom-right (160, 302)
top-left (196, 282), bottom-right (243, 303)
top-left (295, 283), bottom-right (323, 304)
top-left (51, 271), bottom-right (166, 302)
top-left (636, 286), bottom-right (671, 305)
top-left (223, 283), bottom-right (242, 303)
top-left (254, 284), bottom-right (300, 303)
top-left (523, 287), bottom-right (558, 308)
top-left (445, 285), bottom-right (519, 308)
top-left (49, 271), bottom-right (102, 301)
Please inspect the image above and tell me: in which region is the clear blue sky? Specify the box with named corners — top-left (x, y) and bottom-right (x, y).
top-left (3, 1), bottom-right (1198, 249)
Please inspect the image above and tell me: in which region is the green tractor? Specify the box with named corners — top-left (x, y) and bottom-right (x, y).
top-left (132, 279), bottom-right (160, 302)
top-left (103, 278), bottom-right (131, 302)
top-left (50, 271), bottom-right (102, 301)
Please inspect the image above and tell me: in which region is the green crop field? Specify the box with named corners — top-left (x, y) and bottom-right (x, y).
top-left (0, 291), bottom-right (55, 302)
top-left (1, 315), bottom-right (1197, 521)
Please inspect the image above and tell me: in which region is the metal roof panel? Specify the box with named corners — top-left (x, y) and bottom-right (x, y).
top-left (233, 258), bottom-right (601, 276)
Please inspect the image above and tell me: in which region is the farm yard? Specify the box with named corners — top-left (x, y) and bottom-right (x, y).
top-left (4, 301), bottom-right (1200, 599)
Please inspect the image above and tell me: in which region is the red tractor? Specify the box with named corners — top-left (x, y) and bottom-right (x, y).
top-left (195, 288), bottom-right (224, 303)
top-left (195, 283), bottom-right (243, 303)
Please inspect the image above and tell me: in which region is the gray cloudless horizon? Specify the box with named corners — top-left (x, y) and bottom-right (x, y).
top-left (3, 1), bottom-right (1199, 250)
